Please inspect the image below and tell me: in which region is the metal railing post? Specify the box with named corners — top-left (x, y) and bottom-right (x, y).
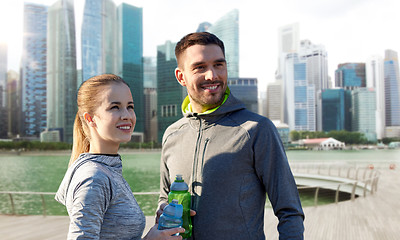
top-left (9, 193), bottom-right (16, 215)
top-left (335, 184), bottom-right (341, 203)
top-left (40, 194), bottom-right (47, 216)
top-left (314, 187), bottom-right (320, 207)
top-left (351, 182), bottom-right (358, 201)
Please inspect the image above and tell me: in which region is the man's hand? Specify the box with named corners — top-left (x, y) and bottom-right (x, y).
top-left (156, 203), bottom-right (168, 224)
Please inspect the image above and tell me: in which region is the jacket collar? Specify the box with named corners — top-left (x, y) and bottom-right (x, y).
top-left (182, 87), bottom-right (245, 119)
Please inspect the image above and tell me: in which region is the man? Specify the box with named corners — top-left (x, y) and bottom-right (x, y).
top-left (158, 32), bottom-right (304, 239)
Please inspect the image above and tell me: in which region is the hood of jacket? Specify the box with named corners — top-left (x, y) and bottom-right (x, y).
top-left (55, 153), bottom-right (122, 205)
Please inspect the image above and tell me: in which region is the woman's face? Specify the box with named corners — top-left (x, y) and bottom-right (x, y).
top-left (87, 83), bottom-right (136, 153)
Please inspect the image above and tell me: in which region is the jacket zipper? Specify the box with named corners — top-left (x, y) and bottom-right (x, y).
top-left (192, 115), bottom-right (202, 210)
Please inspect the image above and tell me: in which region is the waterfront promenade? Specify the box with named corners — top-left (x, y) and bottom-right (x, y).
top-left (1, 168), bottom-right (399, 240)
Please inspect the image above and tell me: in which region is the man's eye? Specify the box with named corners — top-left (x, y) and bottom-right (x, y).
top-left (195, 66), bottom-right (204, 70)
top-left (128, 105), bottom-right (134, 110)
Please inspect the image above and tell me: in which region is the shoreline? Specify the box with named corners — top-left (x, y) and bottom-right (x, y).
top-left (0, 148), bottom-right (162, 156)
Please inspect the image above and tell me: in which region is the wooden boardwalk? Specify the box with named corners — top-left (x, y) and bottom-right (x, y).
top-left (1, 168), bottom-right (399, 240)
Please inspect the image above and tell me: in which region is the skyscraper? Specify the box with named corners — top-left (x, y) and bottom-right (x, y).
top-left (47, 0), bottom-right (77, 143)
top-left (228, 78), bottom-right (258, 113)
top-left (366, 55), bottom-right (385, 139)
top-left (0, 42), bottom-right (7, 138)
top-left (284, 53), bottom-right (316, 131)
top-left (143, 56), bottom-right (157, 88)
top-left (277, 23), bottom-right (299, 81)
top-left (157, 40), bottom-right (185, 142)
top-left (117, 3), bottom-right (144, 137)
top-left (352, 88), bottom-right (376, 142)
top-left (322, 89), bottom-right (346, 132)
top-left (266, 81), bottom-right (283, 122)
top-left (335, 63), bottom-right (366, 90)
top-left (7, 70), bottom-right (20, 138)
top-left (278, 23), bottom-right (300, 129)
top-left (143, 56), bottom-right (157, 142)
top-left (21, 3), bottom-right (48, 138)
top-left (299, 39), bottom-right (328, 131)
top-left (207, 9), bottom-right (239, 78)
top-left (384, 49), bottom-right (400, 127)
top-left (81, 0), bottom-right (118, 82)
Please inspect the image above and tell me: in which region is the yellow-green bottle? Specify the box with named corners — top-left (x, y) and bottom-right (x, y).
top-left (168, 174), bottom-right (192, 239)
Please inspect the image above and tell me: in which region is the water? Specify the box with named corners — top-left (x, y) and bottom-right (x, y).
top-left (0, 149), bottom-right (399, 215)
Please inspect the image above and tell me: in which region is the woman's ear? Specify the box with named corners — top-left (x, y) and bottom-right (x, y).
top-left (175, 67), bottom-right (186, 86)
top-left (83, 112), bottom-right (96, 127)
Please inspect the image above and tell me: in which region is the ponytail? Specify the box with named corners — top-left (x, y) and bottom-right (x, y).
top-left (69, 113), bottom-right (90, 166)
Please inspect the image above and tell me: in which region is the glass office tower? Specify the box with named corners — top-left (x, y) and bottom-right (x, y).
top-left (322, 89), bottom-right (345, 131)
top-left (157, 41), bottom-right (185, 142)
top-left (384, 50), bottom-right (400, 127)
top-left (47, 0), bottom-right (77, 143)
top-left (81, 0), bottom-right (118, 82)
top-left (208, 9), bottom-right (239, 78)
top-left (0, 42), bottom-right (7, 138)
top-left (352, 88), bottom-right (377, 142)
top-left (228, 78), bottom-right (258, 113)
top-left (335, 63), bottom-right (366, 90)
top-left (118, 3), bottom-right (144, 135)
top-left (21, 3), bottom-right (48, 138)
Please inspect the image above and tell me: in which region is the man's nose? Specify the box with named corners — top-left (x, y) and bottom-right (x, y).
top-left (205, 67), bottom-right (217, 81)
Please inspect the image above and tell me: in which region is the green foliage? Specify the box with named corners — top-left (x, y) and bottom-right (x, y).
top-left (289, 130), bottom-right (368, 144)
top-left (0, 141), bottom-right (72, 151)
top-left (381, 137), bottom-right (400, 144)
top-left (0, 141), bottom-right (162, 151)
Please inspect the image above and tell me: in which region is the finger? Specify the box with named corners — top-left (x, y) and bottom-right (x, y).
top-left (190, 209), bottom-right (196, 216)
top-left (163, 227), bottom-right (185, 236)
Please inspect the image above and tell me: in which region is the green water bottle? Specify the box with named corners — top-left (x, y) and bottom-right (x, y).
top-left (168, 174), bottom-right (192, 239)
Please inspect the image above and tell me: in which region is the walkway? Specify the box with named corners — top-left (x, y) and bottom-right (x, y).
top-left (1, 168), bottom-right (399, 240)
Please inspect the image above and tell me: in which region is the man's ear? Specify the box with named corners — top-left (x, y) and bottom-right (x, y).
top-left (175, 67), bottom-right (186, 87)
top-left (83, 112), bottom-right (96, 127)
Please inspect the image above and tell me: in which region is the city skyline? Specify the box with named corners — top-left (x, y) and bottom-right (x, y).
top-left (1, 0), bottom-right (399, 91)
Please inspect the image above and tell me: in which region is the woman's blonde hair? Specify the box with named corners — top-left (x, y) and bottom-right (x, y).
top-left (69, 74), bottom-right (129, 166)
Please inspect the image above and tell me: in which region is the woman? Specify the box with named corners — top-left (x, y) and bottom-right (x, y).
top-left (55, 74), bottom-right (184, 239)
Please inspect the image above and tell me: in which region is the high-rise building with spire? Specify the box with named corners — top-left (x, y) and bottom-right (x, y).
top-left (46, 0), bottom-right (77, 143)
top-left (21, 3), bottom-right (48, 138)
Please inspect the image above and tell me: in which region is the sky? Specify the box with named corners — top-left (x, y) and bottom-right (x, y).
top-left (0, 0), bottom-right (399, 91)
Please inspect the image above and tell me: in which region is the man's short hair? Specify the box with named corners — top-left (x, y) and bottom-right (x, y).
top-left (175, 32), bottom-right (225, 67)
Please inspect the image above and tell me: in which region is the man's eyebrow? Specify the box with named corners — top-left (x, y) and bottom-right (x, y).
top-left (190, 58), bottom-right (226, 68)
top-left (191, 61), bottom-right (205, 68)
top-left (215, 58), bottom-right (226, 63)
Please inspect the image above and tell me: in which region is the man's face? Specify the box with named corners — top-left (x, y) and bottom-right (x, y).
top-left (175, 44), bottom-right (228, 113)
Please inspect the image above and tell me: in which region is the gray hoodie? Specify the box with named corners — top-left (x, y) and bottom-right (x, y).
top-left (159, 93), bottom-right (304, 239)
top-left (55, 153), bottom-right (145, 240)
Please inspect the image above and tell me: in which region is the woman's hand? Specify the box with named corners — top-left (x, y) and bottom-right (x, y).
top-left (156, 203), bottom-right (197, 224)
top-left (142, 225), bottom-right (185, 240)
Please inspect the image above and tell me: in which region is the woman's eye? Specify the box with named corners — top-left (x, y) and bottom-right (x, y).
top-left (128, 105), bottom-right (134, 110)
top-left (111, 106), bottom-right (119, 110)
